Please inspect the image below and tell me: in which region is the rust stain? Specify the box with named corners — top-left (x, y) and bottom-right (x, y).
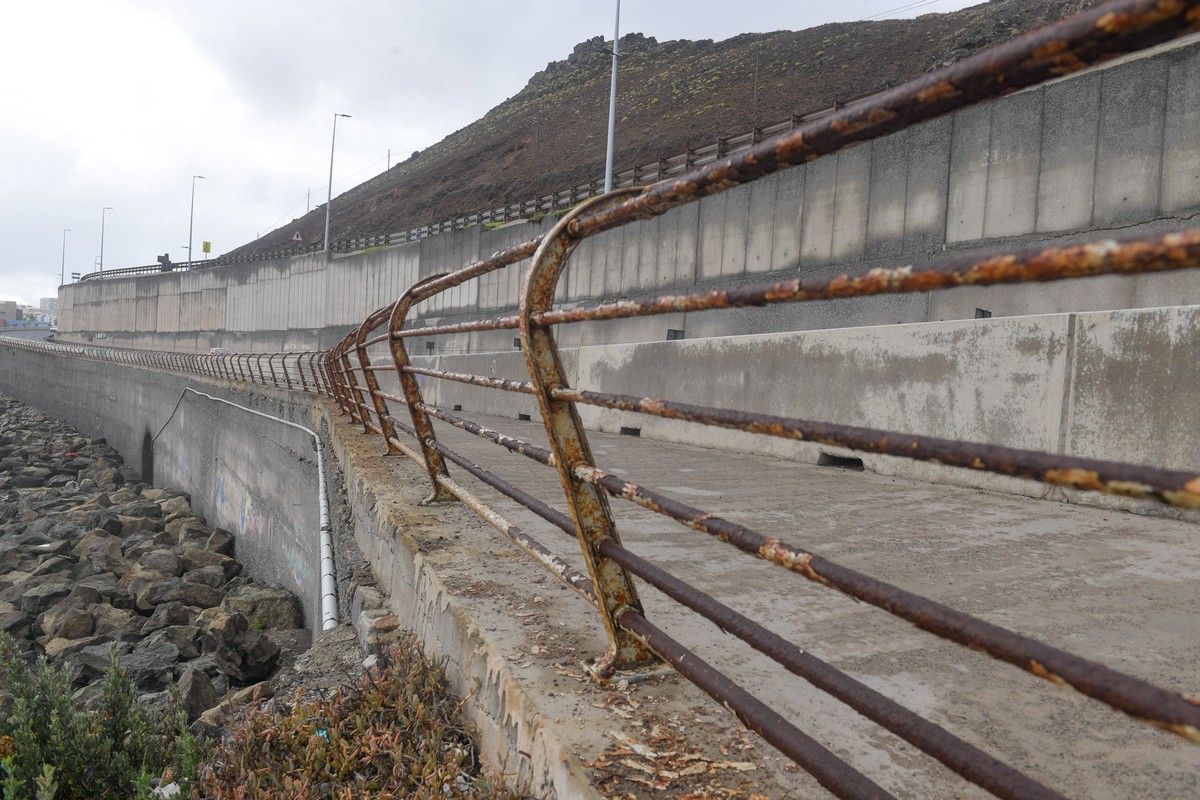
top-left (916, 80), bottom-right (958, 103)
top-left (1029, 660), bottom-right (1069, 688)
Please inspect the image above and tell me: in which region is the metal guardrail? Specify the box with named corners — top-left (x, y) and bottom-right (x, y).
top-left (0, 338), bottom-right (330, 396)
top-left (14, 4), bottom-right (1200, 797)
top-left (75, 260), bottom-right (207, 283)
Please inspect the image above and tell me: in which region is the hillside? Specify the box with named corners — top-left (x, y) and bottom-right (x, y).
top-left (227, 0), bottom-right (1101, 259)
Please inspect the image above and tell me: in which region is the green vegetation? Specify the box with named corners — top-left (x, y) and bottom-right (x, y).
top-left (0, 634), bottom-right (205, 799)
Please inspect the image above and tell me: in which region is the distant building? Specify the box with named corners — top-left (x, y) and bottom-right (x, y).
top-left (0, 301), bottom-right (18, 326)
top-left (40, 297), bottom-right (59, 314)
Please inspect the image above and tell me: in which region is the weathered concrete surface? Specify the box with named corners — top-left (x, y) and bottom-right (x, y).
top-left (0, 343), bottom-right (329, 631)
top-left (416, 304), bottom-right (1200, 515)
top-left (417, 410), bottom-right (1200, 798)
top-left (58, 35), bottom-right (1200, 355)
top-left (325, 405), bottom-right (815, 798)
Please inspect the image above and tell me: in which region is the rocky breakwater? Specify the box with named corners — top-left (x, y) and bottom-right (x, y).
top-left (0, 394), bottom-right (310, 724)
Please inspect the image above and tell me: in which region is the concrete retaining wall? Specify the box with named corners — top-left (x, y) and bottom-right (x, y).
top-left (0, 345), bottom-right (327, 631)
top-left (415, 304), bottom-right (1200, 507)
top-left (60, 35), bottom-right (1200, 353)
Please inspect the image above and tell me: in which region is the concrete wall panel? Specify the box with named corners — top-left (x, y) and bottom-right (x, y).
top-left (866, 130), bottom-right (909, 259)
top-left (771, 166), bottom-right (804, 270)
top-left (831, 145), bottom-right (871, 262)
top-left (1037, 74), bottom-right (1101, 233)
top-left (746, 172), bottom-right (778, 273)
top-left (983, 90), bottom-right (1042, 239)
top-left (946, 104), bottom-right (992, 244)
top-left (698, 193), bottom-right (727, 280)
top-left (800, 156), bottom-right (837, 265)
top-left (1160, 46), bottom-right (1200, 214)
top-left (1093, 58), bottom-right (1168, 225)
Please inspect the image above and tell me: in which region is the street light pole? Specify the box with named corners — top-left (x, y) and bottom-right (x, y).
top-left (99, 207), bottom-right (113, 276)
top-left (188, 175), bottom-right (205, 265)
top-left (60, 229), bottom-right (70, 287)
top-left (325, 113), bottom-right (352, 255)
top-left (603, 0), bottom-right (621, 193)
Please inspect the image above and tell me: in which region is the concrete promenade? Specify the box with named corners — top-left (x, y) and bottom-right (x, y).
top-left (414, 410), bottom-right (1199, 798)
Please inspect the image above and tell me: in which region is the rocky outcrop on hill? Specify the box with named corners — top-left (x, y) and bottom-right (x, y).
top-left (0, 395), bottom-right (309, 722)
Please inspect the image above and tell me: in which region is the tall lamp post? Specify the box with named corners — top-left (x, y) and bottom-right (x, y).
top-left (99, 207), bottom-right (113, 276)
top-left (187, 175), bottom-right (205, 265)
top-left (324, 113), bottom-right (352, 254)
top-left (60, 229), bottom-right (70, 287)
top-left (603, 0), bottom-right (621, 193)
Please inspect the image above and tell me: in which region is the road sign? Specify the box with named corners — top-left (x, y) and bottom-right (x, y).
top-left (292, 231), bottom-right (304, 243)
top-left (202, 241), bottom-right (212, 254)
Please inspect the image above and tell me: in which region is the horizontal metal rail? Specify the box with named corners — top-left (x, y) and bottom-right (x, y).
top-left (0, 337), bottom-right (330, 397)
top-left (317, 5), bottom-right (1200, 797)
top-left (16, 5), bottom-right (1200, 797)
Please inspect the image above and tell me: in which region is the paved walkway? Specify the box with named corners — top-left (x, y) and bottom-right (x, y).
top-left (424, 410), bottom-right (1200, 798)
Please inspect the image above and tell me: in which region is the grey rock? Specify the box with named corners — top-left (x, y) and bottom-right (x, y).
top-left (183, 565), bottom-right (227, 589)
top-left (143, 602), bottom-right (196, 633)
top-left (205, 529), bottom-right (235, 557)
top-left (0, 610), bottom-right (32, 639)
top-left (205, 610), bottom-right (280, 683)
top-left (221, 583), bottom-right (299, 630)
top-left (69, 640), bottom-right (131, 679)
top-left (71, 680), bottom-right (107, 711)
top-left (140, 549), bottom-right (182, 577)
top-left (138, 579), bottom-right (223, 611)
top-left (177, 666), bottom-right (219, 722)
top-left (144, 625), bottom-right (203, 660)
top-left (38, 605), bottom-right (94, 640)
top-left (179, 547), bottom-right (240, 580)
top-left (121, 640), bottom-right (180, 690)
top-left (19, 580), bottom-right (71, 615)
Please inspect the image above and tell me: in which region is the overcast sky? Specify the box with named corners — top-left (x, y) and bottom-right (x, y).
top-left (0, 0), bottom-right (978, 306)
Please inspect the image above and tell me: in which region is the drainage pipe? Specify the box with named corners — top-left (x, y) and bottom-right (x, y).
top-left (153, 387), bottom-right (339, 631)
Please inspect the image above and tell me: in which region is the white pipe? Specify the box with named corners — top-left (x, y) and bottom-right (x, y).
top-left (154, 387), bottom-right (339, 631)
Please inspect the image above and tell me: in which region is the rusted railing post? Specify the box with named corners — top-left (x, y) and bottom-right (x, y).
top-left (267, 353), bottom-right (279, 387)
top-left (354, 309), bottom-right (403, 454)
top-left (387, 274), bottom-right (455, 502)
top-left (337, 335), bottom-right (368, 426)
top-left (519, 190), bottom-right (657, 677)
top-left (325, 351), bottom-right (350, 412)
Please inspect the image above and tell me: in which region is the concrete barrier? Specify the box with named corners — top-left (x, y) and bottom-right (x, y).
top-left (0, 344), bottom-right (329, 631)
top-left (419, 304), bottom-right (1200, 514)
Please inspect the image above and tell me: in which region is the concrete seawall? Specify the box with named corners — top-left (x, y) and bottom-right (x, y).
top-left (0, 344), bottom-right (328, 631)
top-left (58, 34), bottom-right (1200, 354)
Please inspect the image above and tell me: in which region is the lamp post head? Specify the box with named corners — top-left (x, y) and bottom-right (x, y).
top-left (194, 174), bottom-right (206, 180)
top-left (337, 113), bottom-right (352, 119)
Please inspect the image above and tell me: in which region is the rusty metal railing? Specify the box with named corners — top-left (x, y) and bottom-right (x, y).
top-left (0, 337), bottom-right (331, 396)
top-left (320, 4), bottom-right (1200, 798)
top-left (9, 4), bottom-right (1200, 797)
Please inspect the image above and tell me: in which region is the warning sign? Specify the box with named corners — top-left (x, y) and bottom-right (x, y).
top-left (201, 240), bottom-right (212, 254)
top-left (292, 231), bottom-right (304, 243)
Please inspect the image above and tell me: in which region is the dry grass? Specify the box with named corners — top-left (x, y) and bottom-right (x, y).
top-left (197, 634), bottom-right (521, 800)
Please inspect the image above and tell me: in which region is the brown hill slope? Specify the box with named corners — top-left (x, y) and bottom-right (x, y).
top-left (227, 0), bottom-right (1100, 259)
